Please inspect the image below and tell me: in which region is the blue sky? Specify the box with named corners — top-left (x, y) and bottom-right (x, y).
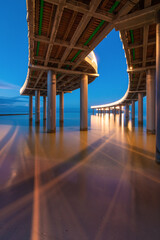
top-left (0, 1), bottom-right (143, 113)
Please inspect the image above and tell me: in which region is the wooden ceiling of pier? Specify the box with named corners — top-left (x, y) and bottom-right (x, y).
top-left (23, 0), bottom-right (160, 101)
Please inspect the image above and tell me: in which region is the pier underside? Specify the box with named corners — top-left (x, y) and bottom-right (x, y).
top-left (0, 113), bottom-right (160, 240)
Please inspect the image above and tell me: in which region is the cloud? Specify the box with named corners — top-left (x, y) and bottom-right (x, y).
top-left (0, 96), bottom-right (28, 105)
top-left (0, 80), bottom-right (20, 90)
top-left (0, 96), bottom-right (29, 114)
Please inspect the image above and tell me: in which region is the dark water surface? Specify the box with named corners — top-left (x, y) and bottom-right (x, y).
top-left (0, 112), bottom-right (160, 240)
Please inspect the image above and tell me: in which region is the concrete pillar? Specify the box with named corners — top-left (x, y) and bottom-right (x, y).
top-left (156, 12), bottom-right (160, 162)
top-left (138, 93), bottom-right (143, 123)
top-left (125, 104), bottom-right (129, 118)
top-left (35, 90), bottom-right (40, 123)
top-left (98, 109), bottom-right (99, 114)
top-left (119, 106), bottom-right (122, 125)
top-left (29, 95), bottom-right (33, 120)
top-left (132, 101), bottom-right (135, 119)
top-left (119, 105), bottom-right (122, 114)
top-left (47, 70), bottom-right (56, 133)
top-left (60, 92), bottom-right (64, 122)
top-left (146, 69), bottom-right (155, 133)
top-left (108, 107), bottom-right (110, 114)
top-left (43, 96), bottom-right (47, 120)
top-left (80, 74), bottom-right (88, 131)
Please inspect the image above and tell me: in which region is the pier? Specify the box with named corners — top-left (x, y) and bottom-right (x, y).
top-left (1, 0), bottom-right (160, 239)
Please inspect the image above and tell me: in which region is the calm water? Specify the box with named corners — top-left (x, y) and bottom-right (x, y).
top-left (0, 112), bottom-right (159, 240)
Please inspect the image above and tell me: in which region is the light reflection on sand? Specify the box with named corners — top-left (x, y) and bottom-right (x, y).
top-left (0, 112), bottom-right (160, 240)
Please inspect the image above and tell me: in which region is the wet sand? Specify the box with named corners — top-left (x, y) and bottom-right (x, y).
top-left (0, 112), bottom-right (160, 240)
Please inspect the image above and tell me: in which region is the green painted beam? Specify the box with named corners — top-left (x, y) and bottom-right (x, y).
top-left (33, 0), bottom-right (44, 77)
top-left (130, 30), bottom-right (135, 78)
top-left (130, 30), bottom-right (135, 61)
top-left (70, 1), bottom-right (120, 63)
top-left (39, 0), bottom-right (44, 36)
top-left (109, 1), bottom-right (120, 13)
top-left (84, 20), bottom-right (105, 46)
top-left (36, 0), bottom-right (44, 58)
top-left (71, 50), bottom-right (82, 62)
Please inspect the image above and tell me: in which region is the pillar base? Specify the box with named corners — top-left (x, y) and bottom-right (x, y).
top-left (80, 127), bottom-right (88, 131)
top-left (156, 148), bottom-right (160, 163)
top-left (147, 129), bottom-right (155, 134)
top-left (138, 121), bottom-right (143, 127)
top-left (47, 129), bottom-right (56, 133)
top-left (29, 118), bottom-right (32, 125)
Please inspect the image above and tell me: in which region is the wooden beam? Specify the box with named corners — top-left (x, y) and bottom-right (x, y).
top-left (44, 1), bottom-right (66, 66)
top-left (127, 39), bottom-right (156, 49)
top-left (115, 4), bottom-right (160, 31)
top-left (33, 56), bottom-right (61, 64)
top-left (142, 25), bottom-right (149, 67)
top-left (129, 0), bottom-right (151, 100)
top-left (124, 99), bottom-right (138, 101)
top-left (44, 0), bottom-right (114, 22)
top-left (72, 0), bottom-right (139, 70)
top-left (144, 0), bottom-right (152, 8)
top-left (58, 0), bottom-right (102, 68)
top-left (33, 71), bottom-right (44, 88)
top-left (55, 39), bottom-right (89, 50)
top-left (26, 87), bottom-right (72, 93)
top-left (127, 65), bottom-right (156, 72)
top-left (131, 57), bottom-right (156, 65)
top-left (33, 36), bottom-right (90, 51)
top-left (29, 64), bottom-right (99, 76)
top-left (120, 30), bottom-right (131, 66)
top-left (129, 90), bottom-right (146, 93)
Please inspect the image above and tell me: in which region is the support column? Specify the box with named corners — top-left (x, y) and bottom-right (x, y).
top-left (146, 69), bottom-right (155, 133)
top-left (29, 95), bottom-right (33, 120)
top-left (47, 70), bottom-right (56, 133)
top-left (92, 109), bottom-right (94, 115)
top-left (43, 96), bottom-right (47, 120)
top-left (35, 90), bottom-right (40, 123)
top-left (132, 101), bottom-right (135, 119)
top-left (108, 107), bottom-right (110, 114)
top-left (125, 104), bottom-right (129, 118)
top-left (138, 93), bottom-right (143, 123)
top-left (156, 12), bottom-right (160, 162)
top-left (80, 74), bottom-right (88, 131)
top-left (119, 105), bottom-right (122, 114)
top-left (119, 105), bottom-right (122, 125)
top-left (60, 92), bottom-right (64, 122)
